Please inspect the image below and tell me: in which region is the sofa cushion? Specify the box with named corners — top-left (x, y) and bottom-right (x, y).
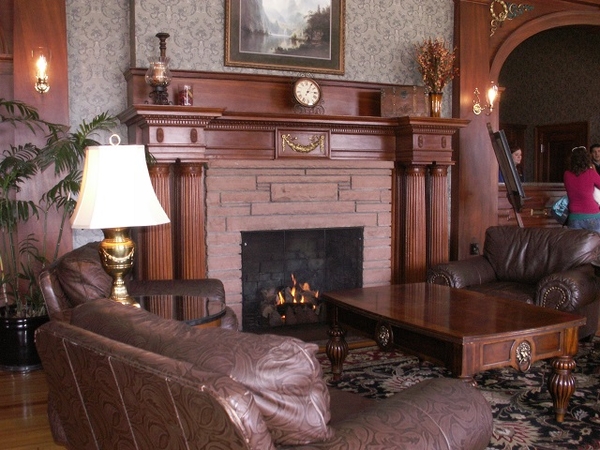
top-left (484, 226), bottom-right (600, 283)
top-left (70, 299), bottom-right (333, 446)
top-left (56, 242), bottom-right (112, 306)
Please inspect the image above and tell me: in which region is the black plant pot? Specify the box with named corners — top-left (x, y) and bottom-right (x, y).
top-left (0, 306), bottom-right (49, 372)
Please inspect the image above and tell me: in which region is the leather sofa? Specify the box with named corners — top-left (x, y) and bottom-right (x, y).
top-left (427, 226), bottom-right (600, 339)
top-left (39, 242), bottom-right (238, 329)
top-left (36, 298), bottom-right (493, 449)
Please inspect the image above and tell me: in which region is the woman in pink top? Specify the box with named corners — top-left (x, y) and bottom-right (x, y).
top-left (563, 146), bottom-right (600, 232)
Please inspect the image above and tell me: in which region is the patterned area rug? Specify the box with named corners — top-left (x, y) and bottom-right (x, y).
top-left (316, 338), bottom-right (600, 449)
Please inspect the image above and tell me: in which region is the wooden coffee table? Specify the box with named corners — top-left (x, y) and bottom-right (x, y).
top-left (322, 283), bottom-right (586, 422)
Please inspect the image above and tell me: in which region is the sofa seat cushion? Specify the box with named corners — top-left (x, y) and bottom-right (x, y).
top-left (70, 299), bottom-right (333, 446)
top-left (290, 379), bottom-right (493, 450)
top-left (466, 281), bottom-right (536, 304)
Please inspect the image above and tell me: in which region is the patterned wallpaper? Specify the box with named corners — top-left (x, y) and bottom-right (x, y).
top-left (66, 0), bottom-right (455, 131)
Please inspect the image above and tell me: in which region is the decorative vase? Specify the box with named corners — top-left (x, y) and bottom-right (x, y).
top-left (428, 92), bottom-right (443, 117)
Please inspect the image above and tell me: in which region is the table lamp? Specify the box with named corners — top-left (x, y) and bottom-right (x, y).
top-left (71, 135), bottom-right (170, 306)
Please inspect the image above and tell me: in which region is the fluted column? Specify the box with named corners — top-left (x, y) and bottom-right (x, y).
top-left (138, 164), bottom-right (173, 280)
top-left (392, 117), bottom-right (467, 283)
top-left (401, 165), bottom-right (427, 283)
top-left (427, 165), bottom-right (450, 267)
top-left (175, 163), bottom-right (206, 279)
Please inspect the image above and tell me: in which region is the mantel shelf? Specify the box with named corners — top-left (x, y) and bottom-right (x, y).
top-left (120, 104), bottom-right (469, 129)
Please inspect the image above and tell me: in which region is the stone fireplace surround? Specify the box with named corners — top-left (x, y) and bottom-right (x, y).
top-left (204, 159), bottom-right (393, 325)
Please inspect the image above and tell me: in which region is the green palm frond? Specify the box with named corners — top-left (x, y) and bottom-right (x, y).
top-left (0, 98), bottom-right (60, 135)
top-left (39, 111), bottom-right (118, 174)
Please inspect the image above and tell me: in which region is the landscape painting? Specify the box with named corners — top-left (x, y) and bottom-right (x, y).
top-left (225, 0), bottom-right (345, 74)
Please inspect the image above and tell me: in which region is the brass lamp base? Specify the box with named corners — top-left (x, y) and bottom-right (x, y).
top-left (98, 227), bottom-right (140, 307)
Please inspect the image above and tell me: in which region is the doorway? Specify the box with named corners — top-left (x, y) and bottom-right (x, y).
top-left (498, 26), bottom-right (600, 183)
top-left (535, 122), bottom-right (588, 182)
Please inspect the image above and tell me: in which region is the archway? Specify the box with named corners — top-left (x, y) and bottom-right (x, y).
top-left (490, 11), bottom-right (600, 80)
top-left (491, 13), bottom-right (600, 182)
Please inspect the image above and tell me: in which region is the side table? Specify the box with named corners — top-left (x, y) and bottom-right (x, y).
top-left (135, 294), bottom-right (226, 328)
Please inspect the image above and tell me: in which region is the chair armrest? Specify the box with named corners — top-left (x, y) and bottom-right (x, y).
top-left (426, 256), bottom-right (497, 289)
top-left (39, 269), bottom-right (73, 322)
top-left (536, 265), bottom-right (600, 311)
top-left (129, 278), bottom-right (225, 301)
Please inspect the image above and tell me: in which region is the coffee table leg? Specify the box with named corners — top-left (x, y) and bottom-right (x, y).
top-left (326, 325), bottom-right (348, 381)
top-left (325, 304), bottom-right (349, 381)
top-left (548, 356), bottom-right (577, 423)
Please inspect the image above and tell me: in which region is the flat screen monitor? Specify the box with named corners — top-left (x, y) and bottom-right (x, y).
top-left (487, 123), bottom-right (526, 211)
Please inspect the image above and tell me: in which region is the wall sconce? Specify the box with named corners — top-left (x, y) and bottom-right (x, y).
top-left (32, 47), bottom-right (50, 94)
top-left (472, 82), bottom-right (499, 115)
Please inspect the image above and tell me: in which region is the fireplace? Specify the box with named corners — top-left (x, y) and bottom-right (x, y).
top-left (122, 74), bottom-right (461, 332)
top-left (241, 227), bottom-right (363, 331)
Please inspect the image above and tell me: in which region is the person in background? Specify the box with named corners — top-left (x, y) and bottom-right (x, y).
top-left (590, 143), bottom-right (600, 175)
top-left (499, 146), bottom-right (524, 182)
top-left (511, 146), bottom-right (524, 182)
top-left (564, 146), bottom-right (600, 232)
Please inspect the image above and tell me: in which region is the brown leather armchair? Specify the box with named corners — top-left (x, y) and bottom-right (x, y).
top-left (39, 242), bottom-right (238, 329)
top-left (427, 226), bottom-right (600, 339)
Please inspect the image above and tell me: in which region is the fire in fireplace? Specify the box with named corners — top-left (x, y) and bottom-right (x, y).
top-left (260, 274), bottom-right (323, 327)
top-left (241, 227), bottom-right (363, 331)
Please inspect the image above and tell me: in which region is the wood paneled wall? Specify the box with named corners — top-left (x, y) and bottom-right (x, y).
top-left (8, 0), bottom-right (71, 257)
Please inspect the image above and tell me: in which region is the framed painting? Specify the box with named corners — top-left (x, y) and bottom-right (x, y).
top-left (225, 0), bottom-right (345, 75)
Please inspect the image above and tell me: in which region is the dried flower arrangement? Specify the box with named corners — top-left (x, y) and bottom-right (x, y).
top-left (416, 38), bottom-right (458, 94)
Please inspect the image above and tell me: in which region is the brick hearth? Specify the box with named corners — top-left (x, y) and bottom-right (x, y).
top-left (204, 159), bottom-right (394, 324)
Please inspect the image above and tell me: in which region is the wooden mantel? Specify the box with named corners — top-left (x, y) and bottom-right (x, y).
top-left (119, 71), bottom-right (468, 285)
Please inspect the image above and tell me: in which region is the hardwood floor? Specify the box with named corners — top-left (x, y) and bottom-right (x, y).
top-left (0, 369), bottom-right (62, 449)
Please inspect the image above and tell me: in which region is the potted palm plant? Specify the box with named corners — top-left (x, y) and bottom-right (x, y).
top-left (0, 98), bottom-right (116, 371)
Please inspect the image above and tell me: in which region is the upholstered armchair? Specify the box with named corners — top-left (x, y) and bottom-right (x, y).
top-left (427, 226), bottom-right (600, 339)
top-left (39, 242), bottom-right (238, 329)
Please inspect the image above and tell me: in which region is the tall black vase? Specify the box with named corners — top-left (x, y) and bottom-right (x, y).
top-left (0, 307), bottom-right (49, 372)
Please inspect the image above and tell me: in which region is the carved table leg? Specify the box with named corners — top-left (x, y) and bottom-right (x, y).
top-left (326, 325), bottom-right (348, 381)
top-left (548, 356), bottom-right (577, 423)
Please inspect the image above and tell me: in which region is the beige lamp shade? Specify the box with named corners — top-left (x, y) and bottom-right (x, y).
top-left (71, 144), bottom-right (170, 229)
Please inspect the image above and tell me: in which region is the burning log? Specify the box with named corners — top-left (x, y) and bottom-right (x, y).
top-left (260, 274), bottom-right (323, 327)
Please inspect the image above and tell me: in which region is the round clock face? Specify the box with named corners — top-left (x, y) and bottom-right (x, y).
top-left (293, 78), bottom-right (321, 107)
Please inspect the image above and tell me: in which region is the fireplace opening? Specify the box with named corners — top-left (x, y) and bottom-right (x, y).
top-left (241, 227), bottom-right (363, 331)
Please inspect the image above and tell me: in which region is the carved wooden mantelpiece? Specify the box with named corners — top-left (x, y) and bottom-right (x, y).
top-left (120, 71), bottom-right (467, 290)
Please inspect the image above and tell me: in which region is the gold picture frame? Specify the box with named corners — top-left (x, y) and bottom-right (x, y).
top-left (225, 0), bottom-right (345, 75)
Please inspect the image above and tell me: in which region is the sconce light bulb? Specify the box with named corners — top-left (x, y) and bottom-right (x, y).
top-left (486, 83), bottom-right (498, 110)
top-left (36, 56), bottom-right (47, 78)
top-left (32, 48), bottom-right (50, 94)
